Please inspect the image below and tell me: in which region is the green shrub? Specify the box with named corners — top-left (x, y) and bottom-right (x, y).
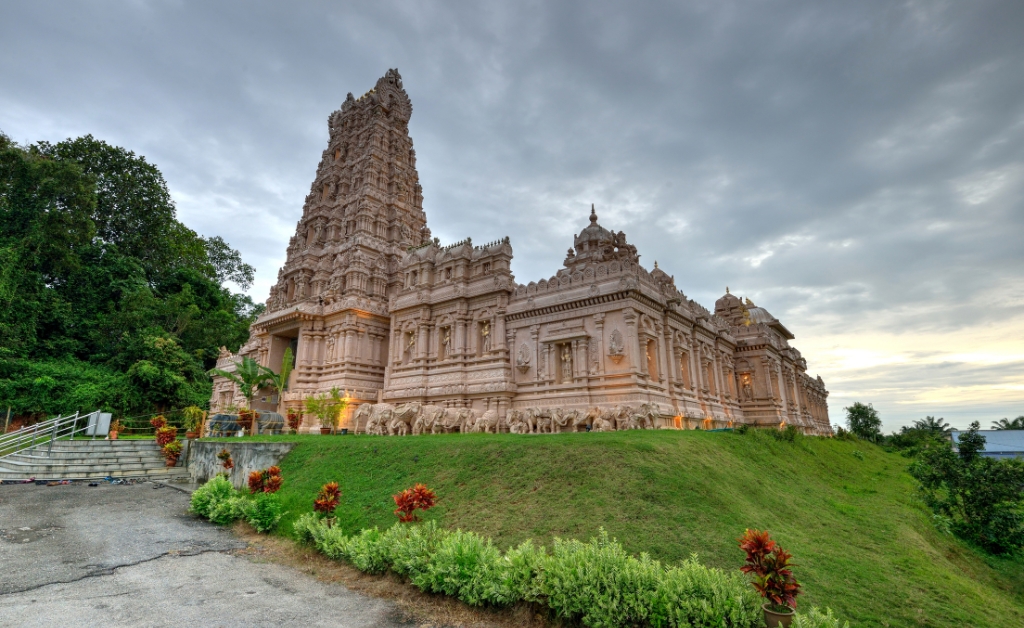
top-left (293, 512), bottom-right (323, 545)
top-left (793, 607), bottom-right (850, 628)
top-left (540, 529), bottom-right (662, 627)
top-left (382, 519), bottom-right (445, 581)
top-left (504, 539), bottom-right (545, 603)
top-left (313, 522), bottom-right (352, 561)
top-left (418, 528), bottom-right (515, 606)
top-left (243, 492), bottom-right (284, 533)
top-left (341, 527), bottom-right (391, 574)
top-left (209, 495), bottom-right (247, 526)
top-left (189, 475), bottom-right (234, 519)
top-left (650, 556), bottom-right (761, 627)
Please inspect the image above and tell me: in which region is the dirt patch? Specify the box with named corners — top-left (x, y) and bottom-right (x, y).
top-left (230, 522), bottom-right (558, 628)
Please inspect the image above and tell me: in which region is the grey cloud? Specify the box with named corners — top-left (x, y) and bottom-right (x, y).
top-left (2, 0), bottom-right (1021, 426)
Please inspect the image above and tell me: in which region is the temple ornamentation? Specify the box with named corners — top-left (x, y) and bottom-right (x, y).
top-left (211, 70), bottom-right (831, 435)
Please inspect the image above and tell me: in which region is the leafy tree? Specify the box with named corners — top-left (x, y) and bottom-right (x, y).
top-left (845, 402), bottom-right (882, 442)
top-left (304, 387), bottom-right (346, 433)
top-left (0, 132), bottom-right (260, 420)
top-left (913, 416), bottom-right (951, 434)
top-left (910, 421), bottom-right (1024, 554)
top-left (991, 416), bottom-right (1024, 430)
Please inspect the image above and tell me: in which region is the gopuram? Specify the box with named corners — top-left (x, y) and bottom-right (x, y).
top-left (210, 69), bottom-right (832, 436)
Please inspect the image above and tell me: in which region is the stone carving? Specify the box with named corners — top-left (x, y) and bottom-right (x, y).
top-left (211, 71), bottom-right (832, 437)
top-left (561, 345), bottom-right (573, 380)
top-left (608, 329), bottom-right (625, 363)
top-left (480, 321), bottom-right (491, 352)
top-left (516, 343), bottom-right (531, 373)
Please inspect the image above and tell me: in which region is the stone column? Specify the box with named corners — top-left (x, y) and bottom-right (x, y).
top-left (623, 309), bottom-right (639, 374)
top-left (593, 313), bottom-right (605, 375)
top-left (494, 309), bottom-right (507, 355)
top-left (531, 326), bottom-right (541, 382)
top-left (655, 322), bottom-right (668, 383)
top-left (455, 319), bottom-right (466, 359)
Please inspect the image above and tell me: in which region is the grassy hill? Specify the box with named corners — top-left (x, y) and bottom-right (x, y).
top-left (218, 429), bottom-right (1024, 627)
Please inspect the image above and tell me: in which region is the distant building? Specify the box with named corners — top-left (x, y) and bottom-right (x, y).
top-left (211, 70), bottom-right (832, 435)
top-left (951, 430), bottom-right (1024, 460)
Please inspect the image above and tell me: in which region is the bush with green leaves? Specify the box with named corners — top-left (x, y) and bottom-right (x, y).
top-left (189, 475), bottom-right (235, 519)
top-left (793, 607), bottom-right (850, 628)
top-left (292, 516), bottom-right (767, 627)
top-left (243, 492), bottom-right (283, 533)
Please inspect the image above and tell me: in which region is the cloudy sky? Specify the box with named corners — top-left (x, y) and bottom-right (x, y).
top-left (3, 1), bottom-right (1022, 431)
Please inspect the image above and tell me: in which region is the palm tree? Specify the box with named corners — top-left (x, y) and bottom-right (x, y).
top-left (991, 416), bottom-right (1024, 430)
top-left (208, 356), bottom-right (274, 434)
top-left (262, 348), bottom-right (294, 414)
top-left (912, 416), bottom-right (951, 434)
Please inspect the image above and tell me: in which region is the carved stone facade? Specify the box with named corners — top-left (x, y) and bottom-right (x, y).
top-left (211, 70), bottom-right (831, 435)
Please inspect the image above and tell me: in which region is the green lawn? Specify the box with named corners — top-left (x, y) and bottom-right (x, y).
top-left (208, 429), bottom-right (1024, 627)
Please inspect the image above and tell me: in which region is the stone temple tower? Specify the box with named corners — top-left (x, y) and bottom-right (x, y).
top-left (213, 69), bottom-right (430, 421)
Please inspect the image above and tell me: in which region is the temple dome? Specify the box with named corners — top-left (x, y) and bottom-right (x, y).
top-left (575, 205), bottom-right (614, 247)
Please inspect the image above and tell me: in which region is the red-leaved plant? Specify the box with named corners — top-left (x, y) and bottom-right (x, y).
top-left (286, 410), bottom-right (302, 433)
top-left (150, 415), bottom-right (167, 429)
top-left (156, 426), bottom-right (178, 447)
top-left (393, 483), bottom-right (437, 523)
top-left (738, 529), bottom-right (801, 612)
top-left (314, 482), bottom-right (341, 526)
top-left (217, 448), bottom-right (234, 471)
top-left (248, 466), bottom-right (283, 494)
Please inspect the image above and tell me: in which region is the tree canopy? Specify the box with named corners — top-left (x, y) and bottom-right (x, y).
top-left (0, 132), bottom-right (260, 421)
top-left (844, 402), bottom-right (882, 442)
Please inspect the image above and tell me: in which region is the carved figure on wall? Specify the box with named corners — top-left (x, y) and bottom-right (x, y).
top-left (561, 345), bottom-right (573, 381)
top-left (516, 343), bottom-right (531, 373)
top-left (442, 327), bottom-right (452, 358)
top-left (406, 331), bottom-right (416, 355)
top-left (480, 321), bottom-right (491, 352)
top-left (471, 409), bottom-right (500, 433)
top-left (608, 329), bottom-right (625, 363)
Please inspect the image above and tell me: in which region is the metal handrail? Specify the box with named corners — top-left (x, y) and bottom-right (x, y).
top-left (0, 412), bottom-right (98, 460)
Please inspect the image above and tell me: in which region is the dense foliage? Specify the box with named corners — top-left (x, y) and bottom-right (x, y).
top-left (0, 132), bottom-right (260, 421)
top-left (738, 529), bottom-right (801, 611)
top-left (844, 402), bottom-right (882, 442)
top-left (910, 421), bottom-right (1024, 554)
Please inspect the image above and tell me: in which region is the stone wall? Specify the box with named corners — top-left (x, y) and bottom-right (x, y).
top-left (187, 442), bottom-right (296, 489)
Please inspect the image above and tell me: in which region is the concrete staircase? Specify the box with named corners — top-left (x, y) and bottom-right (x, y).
top-left (0, 439), bottom-right (189, 481)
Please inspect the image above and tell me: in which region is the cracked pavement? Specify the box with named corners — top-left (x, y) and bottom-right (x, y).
top-left (0, 482), bottom-right (415, 627)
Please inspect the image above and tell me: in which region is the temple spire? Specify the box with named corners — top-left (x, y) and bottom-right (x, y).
top-left (590, 203), bottom-right (597, 224)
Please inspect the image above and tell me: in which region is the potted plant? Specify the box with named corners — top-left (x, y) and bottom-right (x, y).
top-left (305, 388), bottom-right (347, 435)
top-left (182, 405), bottom-right (204, 439)
top-left (162, 440), bottom-right (183, 466)
top-left (109, 419), bottom-right (123, 440)
top-left (739, 529), bottom-right (801, 627)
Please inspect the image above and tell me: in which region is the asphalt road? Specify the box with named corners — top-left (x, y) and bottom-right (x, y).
top-left (0, 482), bottom-right (415, 627)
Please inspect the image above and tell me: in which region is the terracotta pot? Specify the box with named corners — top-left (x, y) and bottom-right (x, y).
top-left (320, 427), bottom-right (332, 435)
top-left (185, 431), bottom-right (198, 439)
top-left (109, 431), bottom-right (119, 440)
top-left (762, 603), bottom-right (795, 628)
top-left (165, 457), bottom-right (179, 467)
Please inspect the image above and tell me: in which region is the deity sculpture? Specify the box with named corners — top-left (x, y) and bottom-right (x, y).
top-left (480, 322), bottom-right (491, 352)
top-left (442, 327), bottom-right (452, 358)
top-left (561, 345), bottom-right (573, 380)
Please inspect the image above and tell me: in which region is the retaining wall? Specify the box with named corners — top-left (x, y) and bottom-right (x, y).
top-left (187, 441), bottom-right (296, 489)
